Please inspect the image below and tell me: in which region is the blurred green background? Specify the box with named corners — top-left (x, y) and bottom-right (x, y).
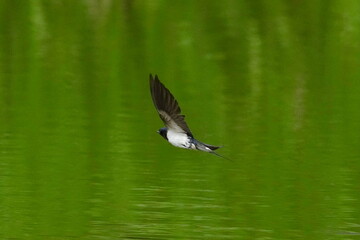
top-left (1, 0), bottom-right (360, 239)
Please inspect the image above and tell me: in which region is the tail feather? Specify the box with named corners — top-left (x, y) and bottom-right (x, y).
top-left (197, 141), bottom-right (231, 161)
top-left (203, 143), bottom-right (222, 151)
top-left (193, 140), bottom-right (230, 160)
top-left (210, 151), bottom-right (232, 161)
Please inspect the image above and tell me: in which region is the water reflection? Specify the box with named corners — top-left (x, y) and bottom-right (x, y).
top-left (1, 0), bottom-right (360, 239)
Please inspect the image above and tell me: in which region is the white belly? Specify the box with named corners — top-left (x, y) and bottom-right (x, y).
top-left (167, 130), bottom-right (191, 148)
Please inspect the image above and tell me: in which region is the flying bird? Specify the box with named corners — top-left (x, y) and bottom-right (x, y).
top-left (149, 74), bottom-right (226, 158)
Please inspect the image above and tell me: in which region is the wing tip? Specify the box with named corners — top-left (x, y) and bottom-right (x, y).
top-left (149, 73), bottom-right (160, 83)
top-left (149, 73), bottom-right (154, 81)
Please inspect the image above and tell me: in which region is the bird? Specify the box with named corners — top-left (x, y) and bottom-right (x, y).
top-left (149, 74), bottom-right (226, 159)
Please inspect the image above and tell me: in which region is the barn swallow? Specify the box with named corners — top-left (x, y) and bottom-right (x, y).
top-left (149, 74), bottom-right (226, 158)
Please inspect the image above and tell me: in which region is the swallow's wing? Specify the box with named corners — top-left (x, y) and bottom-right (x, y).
top-left (150, 74), bottom-right (193, 137)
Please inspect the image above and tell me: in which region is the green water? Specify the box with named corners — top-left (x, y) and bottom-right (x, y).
top-left (1, 1), bottom-right (360, 239)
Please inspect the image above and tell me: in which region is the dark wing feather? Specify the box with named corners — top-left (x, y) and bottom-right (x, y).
top-left (149, 74), bottom-right (193, 137)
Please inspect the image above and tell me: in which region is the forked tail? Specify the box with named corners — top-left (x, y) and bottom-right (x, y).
top-left (202, 143), bottom-right (232, 161)
top-left (210, 151), bottom-right (232, 161)
top-left (203, 143), bottom-right (222, 150)
top-left (194, 140), bottom-right (231, 160)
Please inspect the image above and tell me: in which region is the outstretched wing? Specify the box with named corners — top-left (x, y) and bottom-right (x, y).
top-left (149, 74), bottom-right (193, 137)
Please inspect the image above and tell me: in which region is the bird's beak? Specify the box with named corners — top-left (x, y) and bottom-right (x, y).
top-left (156, 130), bottom-right (159, 133)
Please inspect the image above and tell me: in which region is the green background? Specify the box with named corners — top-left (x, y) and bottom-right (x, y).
top-left (1, 0), bottom-right (360, 239)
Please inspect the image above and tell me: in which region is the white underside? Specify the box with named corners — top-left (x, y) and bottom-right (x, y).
top-left (167, 129), bottom-right (194, 149)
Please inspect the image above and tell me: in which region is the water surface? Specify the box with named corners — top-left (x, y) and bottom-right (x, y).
top-left (1, 1), bottom-right (360, 239)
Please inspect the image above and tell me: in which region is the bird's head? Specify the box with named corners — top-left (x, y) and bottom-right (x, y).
top-left (157, 127), bottom-right (168, 140)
